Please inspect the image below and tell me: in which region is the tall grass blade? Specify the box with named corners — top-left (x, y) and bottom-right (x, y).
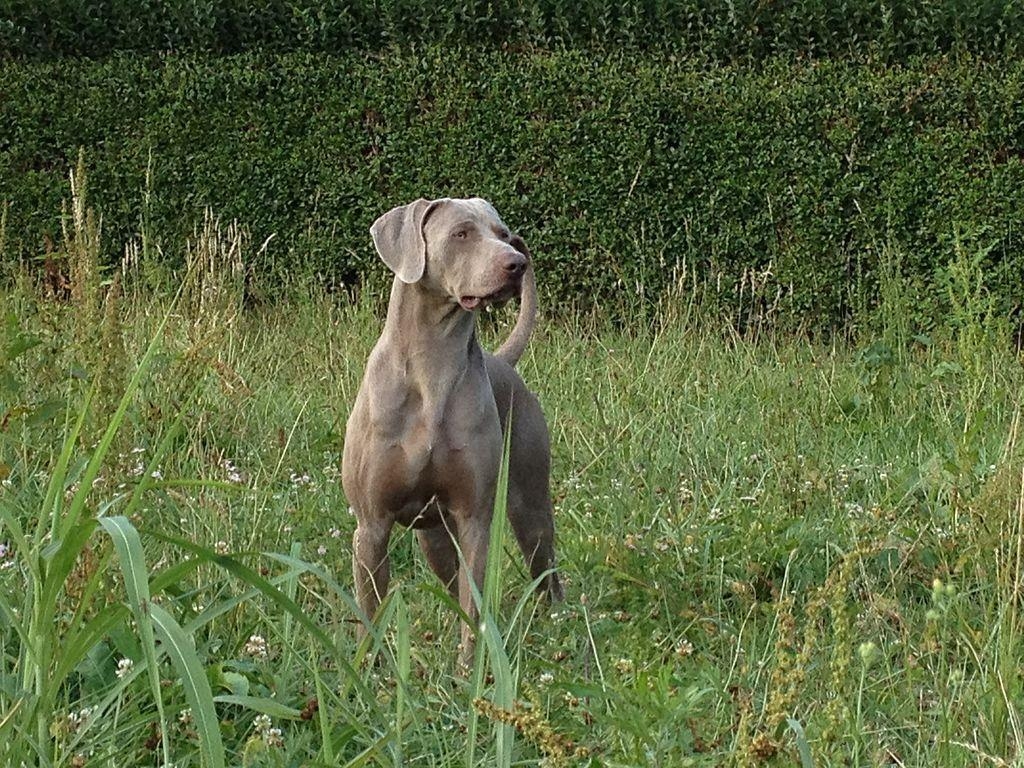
top-left (787, 717), bottom-right (816, 768)
top-left (41, 389), bottom-right (92, 540)
top-left (141, 529), bottom-right (373, 705)
top-left (98, 515), bottom-right (170, 766)
top-left (467, 415), bottom-right (516, 768)
top-left (61, 298), bottom-right (172, 539)
top-left (150, 603), bottom-right (226, 768)
top-left (394, 590), bottom-right (410, 768)
top-left (38, 518), bottom-right (97, 620)
top-left (212, 694), bottom-right (301, 719)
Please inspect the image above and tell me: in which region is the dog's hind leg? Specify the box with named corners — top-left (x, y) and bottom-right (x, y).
top-left (416, 524), bottom-right (459, 598)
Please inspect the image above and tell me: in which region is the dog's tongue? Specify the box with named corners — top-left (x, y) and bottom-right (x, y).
top-left (459, 296), bottom-right (481, 311)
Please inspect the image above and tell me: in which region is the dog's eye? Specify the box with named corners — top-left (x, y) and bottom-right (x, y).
top-left (498, 229), bottom-right (511, 240)
top-left (452, 229), bottom-right (468, 240)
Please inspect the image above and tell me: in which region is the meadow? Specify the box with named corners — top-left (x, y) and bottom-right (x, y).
top-left (2, 176), bottom-right (1023, 768)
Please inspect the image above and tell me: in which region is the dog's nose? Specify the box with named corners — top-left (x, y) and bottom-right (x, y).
top-left (503, 251), bottom-right (527, 277)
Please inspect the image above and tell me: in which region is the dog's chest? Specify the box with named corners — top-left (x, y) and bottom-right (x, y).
top-left (378, 431), bottom-right (497, 526)
top-left (374, 395), bottom-right (501, 524)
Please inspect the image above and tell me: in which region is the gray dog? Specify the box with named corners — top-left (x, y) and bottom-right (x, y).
top-left (342, 197), bottom-right (563, 668)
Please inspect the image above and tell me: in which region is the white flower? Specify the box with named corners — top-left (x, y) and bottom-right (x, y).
top-left (614, 658), bottom-right (634, 674)
top-left (263, 726), bottom-right (284, 747)
top-left (222, 459), bottom-right (243, 484)
top-left (245, 634), bottom-right (269, 660)
top-left (253, 713), bottom-right (284, 747)
top-left (116, 658), bottom-right (134, 679)
top-left (289, 471), bottom-right (313, 487)
top-left (66, 706), bottom-right (97, 733)
top-left (676, 640), bottom-right (694, 658)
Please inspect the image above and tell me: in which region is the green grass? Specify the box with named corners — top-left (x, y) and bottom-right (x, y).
top-left (1, 187), bottom-right (1023, 767)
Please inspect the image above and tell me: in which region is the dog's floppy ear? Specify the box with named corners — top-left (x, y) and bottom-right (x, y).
top-left (369, 198), bottom-right (443, 284)
top-left (509, 233), bottom-right (531, 261)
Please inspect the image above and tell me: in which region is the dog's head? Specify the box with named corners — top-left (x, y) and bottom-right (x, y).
top-left (370, 197), bottom-right (527, 311)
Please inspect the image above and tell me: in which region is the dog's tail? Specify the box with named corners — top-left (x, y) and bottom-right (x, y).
top-left (494, 237), bottom-right (538, 367)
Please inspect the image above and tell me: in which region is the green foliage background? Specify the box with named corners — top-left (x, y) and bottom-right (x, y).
top-left (2, 5), bottom-right (1024, 331)
top-left (4, 0), bottom-right (1023, 59)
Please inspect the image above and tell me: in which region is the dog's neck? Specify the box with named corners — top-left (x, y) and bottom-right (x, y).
top-left (382, 279), bottom-right (481, 375)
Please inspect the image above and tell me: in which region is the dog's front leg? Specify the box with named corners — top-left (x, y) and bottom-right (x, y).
top-left (454, 507), bottom-right (493, 671)
top-left (352, 519), bottom-right (391, 646)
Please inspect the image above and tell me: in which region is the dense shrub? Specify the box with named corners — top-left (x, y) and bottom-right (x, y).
top-left (2, 50), bottom-right (1023, 330)
top-left (3, 0), bottom-right (1023, 61)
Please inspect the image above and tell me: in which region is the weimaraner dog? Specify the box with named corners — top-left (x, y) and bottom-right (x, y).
top-left (342, 197), bottom-right (563, 668)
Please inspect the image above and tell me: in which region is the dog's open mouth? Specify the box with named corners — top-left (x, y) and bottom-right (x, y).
top-left (459, 285), bottom-right (517, 312)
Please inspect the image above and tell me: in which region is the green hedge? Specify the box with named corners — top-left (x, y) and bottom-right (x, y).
top-left (3, 0), bottom-right (1023, 61)
top-left (2, 50), bottom-right (1023, 330)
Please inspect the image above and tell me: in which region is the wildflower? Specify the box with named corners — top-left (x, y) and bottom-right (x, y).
top-left (613, 658), bottom-right (634, 674)
top-left (289, 471), bottom-right (313, 487)
top-left (245, 634), bottom-right (269, 660)
top-left (329, 527), bottom-right (342, 538)
top-left (676, 640), bottom-right (694, 658)
top-left (214, 541), bottom-right (230, 555)
top-left (539, 672), bottom-right (554, 685)
top-left (858, 641), bottom-right (879, 668)
top-left (264, 726), bottom-right (284, 747)
top-left (116, 658), bottom-right (134, 679)
top-left (66, 706), bottom-right (96, 733)
top-left (316, 544), bottom-right (328, 557)
top-left (222, 459), bottom-right (243, 484)
top-left (178, 708), bottom-right (193, 726)
top-left (150, 469), bottom-right (163, 480)
top-left (253, 713), bottom-right (284, 747)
